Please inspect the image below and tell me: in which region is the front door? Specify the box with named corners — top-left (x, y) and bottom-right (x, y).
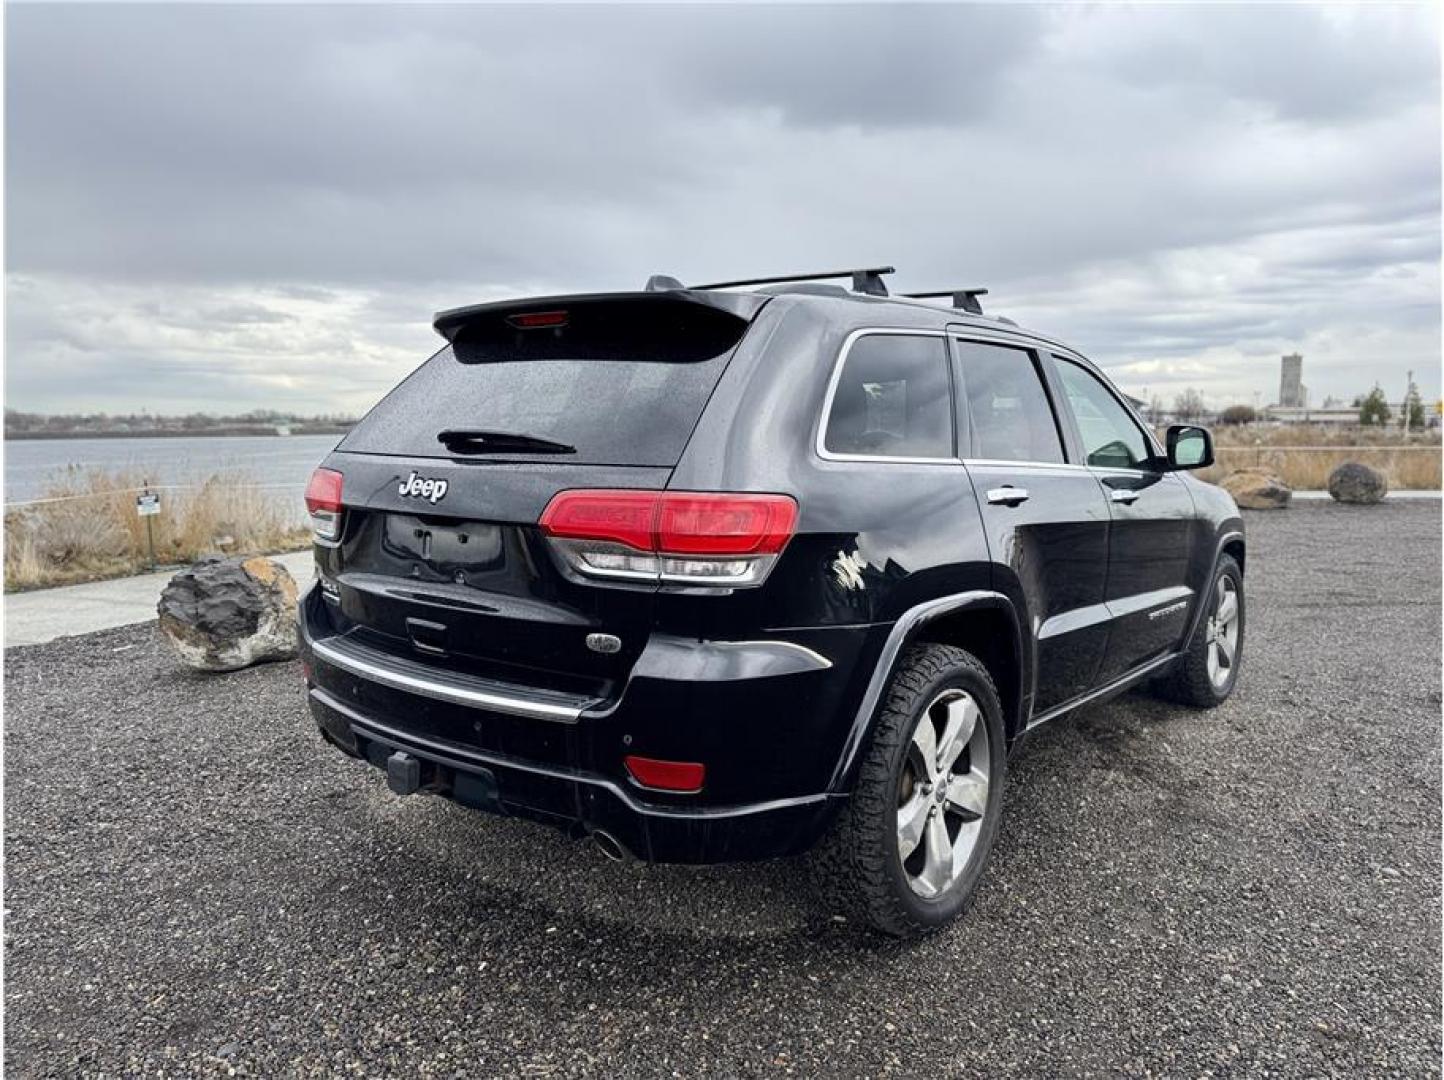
top-left (1047, 354), bottom-right (1198, 682)
top-left (951, 336), bottom-right (1113, 717)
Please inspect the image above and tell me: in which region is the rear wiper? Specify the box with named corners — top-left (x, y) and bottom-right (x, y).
top-left (437, 429), bottom-right (576, 455)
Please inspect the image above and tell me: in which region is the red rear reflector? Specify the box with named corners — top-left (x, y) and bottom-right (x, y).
top-left (507, 310), bottom-right (569, 330)
top-left (539, 490), bottom-right (797, 555)
top-left (304, 468), bottom-right (344, 513)
top-left (624, 755), bottom-right (706, 793)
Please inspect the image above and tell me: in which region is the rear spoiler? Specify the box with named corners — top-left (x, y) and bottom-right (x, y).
top-left (433, 290), bottom-right (771, 344)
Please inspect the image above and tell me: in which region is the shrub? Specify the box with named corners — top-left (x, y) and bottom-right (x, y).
top-left (1218, 405), bottom-right (1258, 425)
top-left (5, 468), bottom-right (310, 590)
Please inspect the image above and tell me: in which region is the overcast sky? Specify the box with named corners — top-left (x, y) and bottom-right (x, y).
top-left (5, 3), bottom-right (1440, 417)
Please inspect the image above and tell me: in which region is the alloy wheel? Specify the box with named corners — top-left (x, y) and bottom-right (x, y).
top-left (896, 689), bottom-right (990, 898)
top-left (1205, 576), bottom-right (1240, 690)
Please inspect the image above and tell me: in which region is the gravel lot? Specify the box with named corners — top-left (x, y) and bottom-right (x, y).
top-left (5, 502), bottom-right (1440, 1076)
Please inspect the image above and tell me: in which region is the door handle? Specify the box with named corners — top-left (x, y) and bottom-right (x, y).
top-left (986, 486), bottom-right (1030, 506)
top-left (1110, 489), bottom-right (1140, 505)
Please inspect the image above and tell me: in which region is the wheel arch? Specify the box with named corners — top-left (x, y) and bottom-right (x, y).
top-left (1222, 535), bottom-right (1246, 576)
top-left (826, 591), bottom-right (1025, 794)
top-left (1179, 528), bottom-right (1246, 651)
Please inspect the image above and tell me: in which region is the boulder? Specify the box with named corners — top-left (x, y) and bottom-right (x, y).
top-left (1327, 462), bottom-right (1388, 505)
top-left (158, 555), bottom-right (299, 671)
top-left (1220, 468), bottom-right (1292, 510)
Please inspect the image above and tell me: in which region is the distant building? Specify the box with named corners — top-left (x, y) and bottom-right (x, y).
top-left (1278, 353), bottom-right (1307, 408)
top-left (1265, 406), bottom-right (1357, 426)
top-left (1265, 402), bottom-right (1435, 426)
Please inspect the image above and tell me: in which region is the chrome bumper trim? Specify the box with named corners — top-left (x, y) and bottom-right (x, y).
top-left (308, 635), bottom-right (586, 723)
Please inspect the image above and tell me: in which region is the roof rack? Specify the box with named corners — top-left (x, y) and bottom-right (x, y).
top-left (904, 288), bottom-right (989, 315)
top-left (690, 266), bottom-right (895, 297)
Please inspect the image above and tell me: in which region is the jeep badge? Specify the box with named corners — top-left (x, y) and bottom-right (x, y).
top-left (398, 471), bottom-right (449, 504)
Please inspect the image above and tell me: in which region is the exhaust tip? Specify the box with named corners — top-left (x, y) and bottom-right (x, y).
top-left (591, 829), bottom-right (631, 863)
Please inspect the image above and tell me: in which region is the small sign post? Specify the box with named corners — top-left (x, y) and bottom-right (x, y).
top-left (136, 487), bottom-right (161, 570)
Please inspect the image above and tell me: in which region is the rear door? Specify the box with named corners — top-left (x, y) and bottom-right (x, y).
top-left (950, 334), bottom-right (1112, 717)
top-left (314, 294), bottom-right (763, 700)
top-left (1045, 353), bottom-right (1197, 681)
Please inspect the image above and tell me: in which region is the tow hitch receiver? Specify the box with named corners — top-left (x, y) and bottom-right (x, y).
top-left (387, 751), bottom-right (422, 796)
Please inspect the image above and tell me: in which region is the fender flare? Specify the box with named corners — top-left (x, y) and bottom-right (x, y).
top-left (1179, 528), bottom-right (1245, 648)
top-left (825, 590), bottom-right (1023, 793)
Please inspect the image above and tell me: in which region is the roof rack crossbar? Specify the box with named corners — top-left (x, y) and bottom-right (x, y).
top-left (904, 288), bottom-right (989, 315)
top-left (693, 266), bottom-right (895, 297)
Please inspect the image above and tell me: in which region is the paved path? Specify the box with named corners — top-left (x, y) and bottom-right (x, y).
top-left (1292, 489), bottom-right (1440, 500)
top-left (3, 550), bottom-right (314, 647)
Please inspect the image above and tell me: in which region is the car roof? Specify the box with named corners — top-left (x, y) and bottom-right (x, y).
top-left (432, 279), bottom-right (1084, 362)
top-left (736, 286), bottom-right (1082, 358)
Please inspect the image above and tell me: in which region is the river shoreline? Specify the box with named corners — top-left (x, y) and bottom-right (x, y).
top-left (5, 426), bottom-right (351, 440)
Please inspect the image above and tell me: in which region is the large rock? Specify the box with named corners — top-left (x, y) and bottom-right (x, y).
top-left (1221, 467), bottom-right (1292, 510)
top-left (158, 555), bottom-right (299, 671)
top-left (1327, 462), bottom-right (1389, 505)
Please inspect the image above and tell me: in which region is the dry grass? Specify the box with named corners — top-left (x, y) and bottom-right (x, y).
top-left (1198, 446), bottom-right (1441, 490)
top-left (1211, 423), bottom-right (1443, 449)
top-left (1165, 424), bottom-right (1441, 490)
top-left (4, 467), bottom-right (310, 591)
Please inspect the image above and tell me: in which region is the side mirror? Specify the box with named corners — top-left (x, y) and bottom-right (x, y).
top-left (1166, 425), bottom-right (1214, 470)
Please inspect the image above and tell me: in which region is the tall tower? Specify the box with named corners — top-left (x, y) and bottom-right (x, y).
top-left (1279, 353), bottom-right (1305, 408)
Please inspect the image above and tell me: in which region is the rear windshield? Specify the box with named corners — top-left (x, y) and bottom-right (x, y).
top-left (339, 298), bottom-right (751, 466)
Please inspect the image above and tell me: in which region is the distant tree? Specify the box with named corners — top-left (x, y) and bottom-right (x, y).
top-left (1173, 388), bottom-right (1207, 422)
top-left (1358, 385), bottom-right (1391, 427)
top-left (1218, 404), bottom-right (1257, 425)
top-left (1403, 380), bottom-right (1424, 430)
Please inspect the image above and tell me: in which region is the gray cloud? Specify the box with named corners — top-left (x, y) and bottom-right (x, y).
top-left (5, 3), bottom-right (1439, 414)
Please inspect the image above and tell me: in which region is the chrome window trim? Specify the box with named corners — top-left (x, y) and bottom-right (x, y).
top-left (815, 328), bottom-right (961, 465)
top-left (1085, 465), bottom-right (1166, 480)
top-left (945, 324), bottom-right (1047, 350)
top-left (948, 331), bottom-right (1073, 468)
top-left (961, 458), bottom-right (1090, 472)
top-left (938, 322), bottom-right (1167, 461)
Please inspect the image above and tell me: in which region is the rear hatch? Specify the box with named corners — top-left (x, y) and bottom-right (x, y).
top-left (315, 291), bottom-right (767, 701)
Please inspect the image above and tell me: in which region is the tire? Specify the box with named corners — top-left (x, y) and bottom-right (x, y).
top-left (810, 643), bottom-right (1006, 938)
top-left (1157, 554), bottom-right (1245, 707)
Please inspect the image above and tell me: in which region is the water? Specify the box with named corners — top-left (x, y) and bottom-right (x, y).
top-left (3, 434), bottom-right (341, 506)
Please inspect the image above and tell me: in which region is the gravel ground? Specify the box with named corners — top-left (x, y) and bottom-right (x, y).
top-left (5, 502), bottom-right (1440, 1077)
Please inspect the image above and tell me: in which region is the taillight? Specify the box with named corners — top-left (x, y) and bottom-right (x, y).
top-left (539, 490), bottom-right (798, 588)
top-left (304, 467), bottom-right (344, 543)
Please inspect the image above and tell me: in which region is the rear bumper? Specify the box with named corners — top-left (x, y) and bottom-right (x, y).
top-left (300, 587), bottom-right (878, 863)
top-left (309, 686), bottom-right (840, 862)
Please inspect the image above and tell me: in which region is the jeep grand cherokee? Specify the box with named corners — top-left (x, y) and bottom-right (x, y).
top-left (299, 267), bottom-right (1245, 937)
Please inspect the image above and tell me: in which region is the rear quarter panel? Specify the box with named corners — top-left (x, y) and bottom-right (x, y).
top-left (664, 299), bottom-right (995, 797)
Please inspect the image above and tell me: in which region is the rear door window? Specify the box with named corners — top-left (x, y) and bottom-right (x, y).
top-left (822, 333), bottom-right (954, 460)
top-left (954, 340), bottom-right (1066, 464)
top-left (339, 298), bottom-right (751, 467)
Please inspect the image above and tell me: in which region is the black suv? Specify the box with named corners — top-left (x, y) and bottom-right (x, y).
top-left (300, 267), bottom-right (1245, 936)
